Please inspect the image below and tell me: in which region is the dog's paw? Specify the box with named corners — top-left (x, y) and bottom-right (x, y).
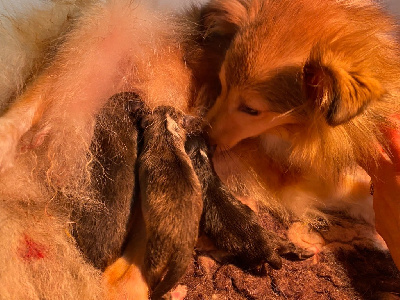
top-left (261, 231), bottom-right (316, 269)
top-left (103, 257), bottom-right (150, 300)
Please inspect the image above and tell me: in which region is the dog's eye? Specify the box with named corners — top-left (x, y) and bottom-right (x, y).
top-left (239, 104), bottom-right (260, 116)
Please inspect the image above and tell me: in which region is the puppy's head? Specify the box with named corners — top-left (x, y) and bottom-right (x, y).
top-left (140, 106), bottom-right (189, 150)
top-left (204, 0), bottom-right (400, 168)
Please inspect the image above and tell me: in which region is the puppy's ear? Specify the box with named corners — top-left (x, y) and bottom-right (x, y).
top-left (201, 0), bottom-right (248, 38)
top-left (303, 45), bottom-right (385, 126)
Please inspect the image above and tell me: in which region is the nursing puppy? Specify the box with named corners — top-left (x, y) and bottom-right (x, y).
top-left (72, 92), bottom-right (142, 270)
top-left (136, 105), bottom-right (203, 299)
top-left (186, 129), bottom-right (313, 270)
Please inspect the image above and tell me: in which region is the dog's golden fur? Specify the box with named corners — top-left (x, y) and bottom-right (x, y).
top-left (0, 0), bottom-right (399, 298)
top-left (206, 0), bottom-right (400, 223)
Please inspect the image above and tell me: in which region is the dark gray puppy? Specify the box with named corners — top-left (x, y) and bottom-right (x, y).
top-left (185, 126), bottom-right (314, 271)
top-left (72, 92), bottom-right (144, 270)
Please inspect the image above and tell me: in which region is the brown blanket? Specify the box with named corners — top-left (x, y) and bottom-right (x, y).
top-left (178, 209), bottom-right (400, 300)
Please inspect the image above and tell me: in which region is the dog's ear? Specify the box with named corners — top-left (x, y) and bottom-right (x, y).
top-left (200, 0), bottom-right (248, 39)
top-left (303, 45), bottom-right (385, 126)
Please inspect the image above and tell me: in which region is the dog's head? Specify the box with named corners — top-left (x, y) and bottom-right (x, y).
top-left (203, 0), bottom-right (400, 168)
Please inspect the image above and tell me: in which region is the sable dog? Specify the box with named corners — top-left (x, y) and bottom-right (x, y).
top-left (1, 0), bottom-right (392, 225)
top-left (203, 0), bottom-right (400, 225)
top-left (0, 0), bottom-right (399, 299)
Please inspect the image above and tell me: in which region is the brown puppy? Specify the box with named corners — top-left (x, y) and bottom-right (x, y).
top-left (137, 106), bottom-right (203, 299)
